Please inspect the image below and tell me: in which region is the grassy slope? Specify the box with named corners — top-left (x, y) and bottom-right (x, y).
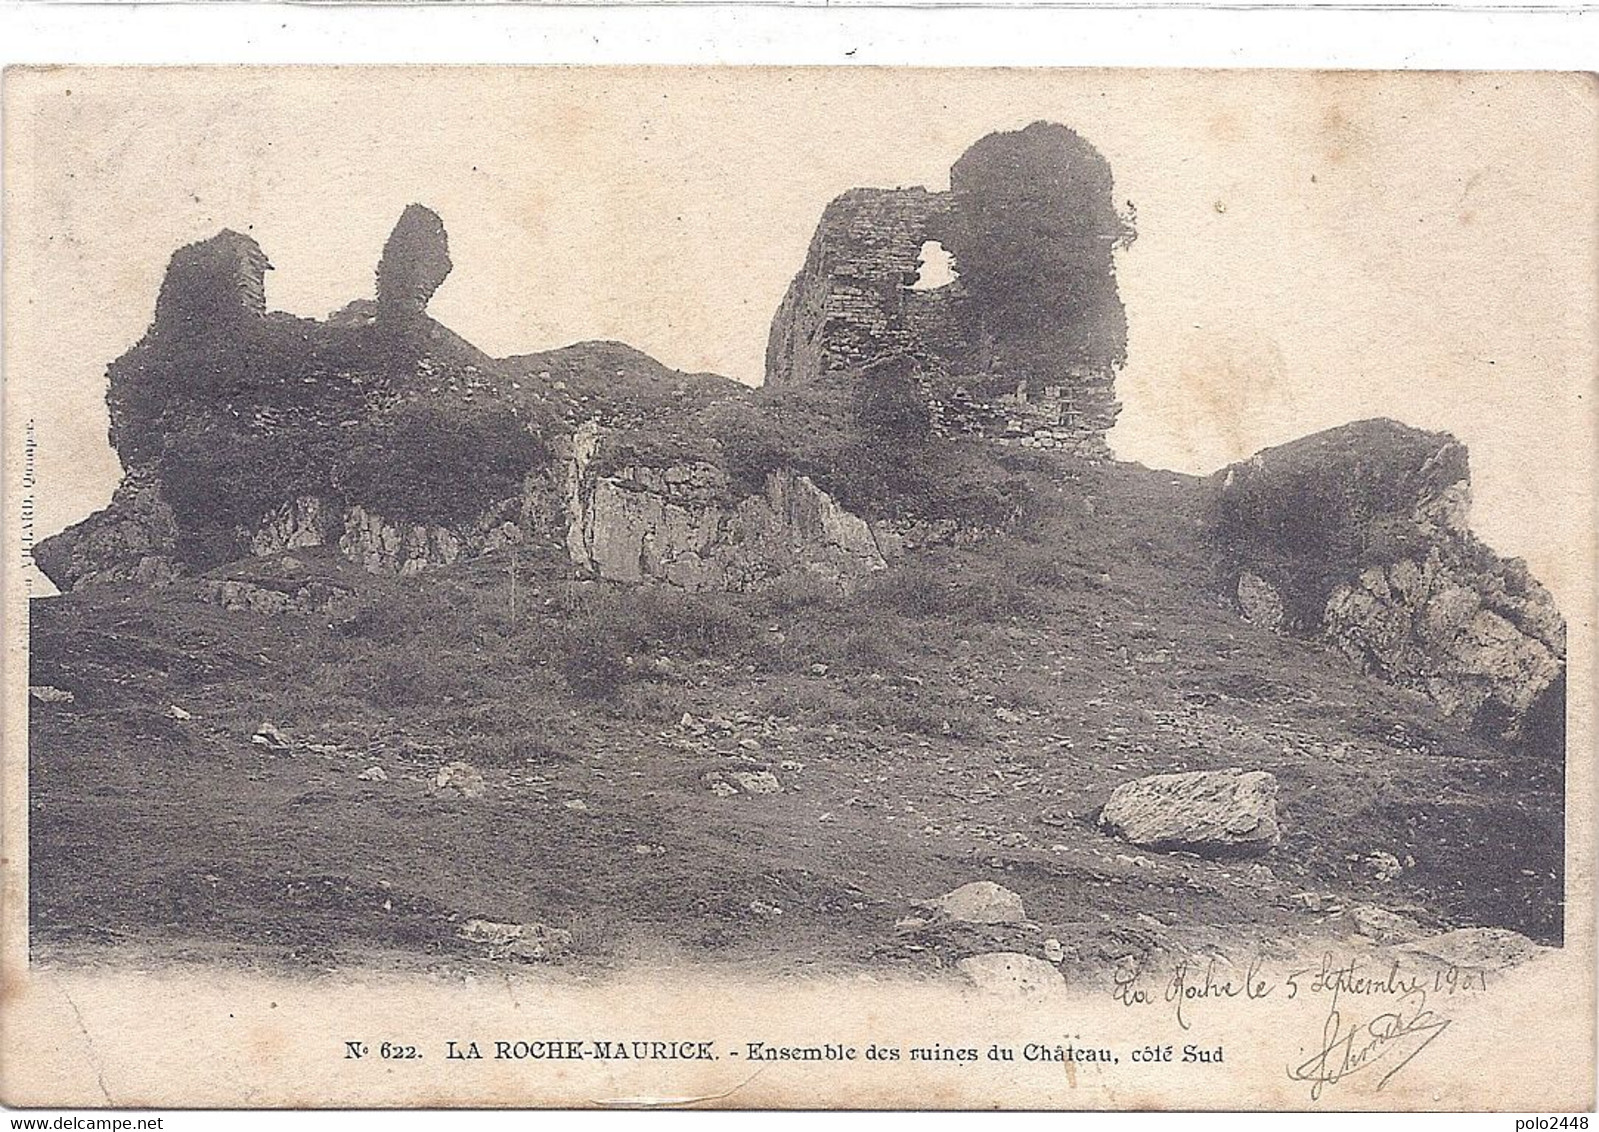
top-left (27, 462), bottom-right (1563, 980)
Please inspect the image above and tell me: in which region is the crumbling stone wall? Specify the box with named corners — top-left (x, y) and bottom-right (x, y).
top-left (41, 204), bottom-right (526, 590)
top-left (766, 122), bottom-right (1130, 460)
top-left (152, 229), bottom-right (271, 335)
top-left (766, 188), bottom-right (950, 388)
top-left (914, 372), bottom-right (1120, 458)
top-left (377, 203), bottom-right (453, 320)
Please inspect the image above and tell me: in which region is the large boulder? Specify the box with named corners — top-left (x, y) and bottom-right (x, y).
top-left (1099, 770), bottom-right (1281, 856)
top-left (1213, 419), bottom-right (1564, 749)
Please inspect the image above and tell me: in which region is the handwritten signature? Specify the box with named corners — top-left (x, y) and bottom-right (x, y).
top-left (1288, 987), bottom-right (1452, 1101)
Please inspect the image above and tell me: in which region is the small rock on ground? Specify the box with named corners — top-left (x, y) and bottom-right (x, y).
top-left (458, 918), bottom-right (570, 961)
top-left (917, 881), bottom-right (1026, 925)
top-left (703, 769), bottom-right (783, 796)
top-left (732, 770), bottom-right (782, 795)
top-left (433, 761), bottom-right (486, 799)
top-left (957, 952), bottom-right (1065, 996)
top-left (252, 722), bottom-right (294, 751)
top-left (1365, 850), bottom-right (1404, 882)
top-left (1400, 927), bottom-right (1543, 970)
top-left (1348, 903), bottom-right (1426, 944)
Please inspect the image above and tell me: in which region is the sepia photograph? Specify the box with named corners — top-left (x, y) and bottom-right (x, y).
top-left (2, 65), bottom-right (1593, 1111)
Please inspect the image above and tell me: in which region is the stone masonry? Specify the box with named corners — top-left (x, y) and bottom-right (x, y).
top-left (766, 122), bottom-right (1129, 460)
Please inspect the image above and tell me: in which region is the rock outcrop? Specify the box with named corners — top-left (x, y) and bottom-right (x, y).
top-left (39, 481), bottom-right (503, 592)
top-left (1322, 555), bottom-right (1564, 741)
top-left (32, 472), bottom-right (182, 590)
top-left (248, 496), bottom-right (475, 577)
top-left (1099, 770), bottom-right (1282, 856)
top-left (563, 422), bottom-right (888, 592)
top-left (199, 577), bottom-right (353, 617)
top-left (767, 121), bottom-right (1134, 460)
top-left (1214, 419), bottom-right (1565, 748)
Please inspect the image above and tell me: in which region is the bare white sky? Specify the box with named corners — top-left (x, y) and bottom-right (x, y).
top-left (6, 68), bottom-right (1595, 608)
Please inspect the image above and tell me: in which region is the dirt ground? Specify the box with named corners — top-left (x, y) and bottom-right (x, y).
top-left (26, 464), bottom-right (1564, 982)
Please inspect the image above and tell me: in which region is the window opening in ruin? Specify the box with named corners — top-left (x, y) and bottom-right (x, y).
top-left (908, 241), bottom-right (958, 291)
top-left (1062, 399), bottom-right (1083, 430)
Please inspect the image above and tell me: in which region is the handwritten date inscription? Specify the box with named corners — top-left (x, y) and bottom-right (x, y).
top-left (1111, 951), bottom-right (1490, 1100)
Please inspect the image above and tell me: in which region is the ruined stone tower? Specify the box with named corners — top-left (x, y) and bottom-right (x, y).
top-left (376, 203), bottom-right (453, 320)
top-left (766, 122), bottom-right (1132, 459)
top-left (152, 229), bottom-right (272, 336)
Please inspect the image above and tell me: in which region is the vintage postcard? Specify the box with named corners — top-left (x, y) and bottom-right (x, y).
top-left (1, 66), bottom-right (1593, 1111)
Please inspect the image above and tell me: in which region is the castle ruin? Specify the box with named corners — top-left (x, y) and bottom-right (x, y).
top-left (152, 229), bottom-right (272, 335)
top-left (765, 122), bottom-right (1132, 459)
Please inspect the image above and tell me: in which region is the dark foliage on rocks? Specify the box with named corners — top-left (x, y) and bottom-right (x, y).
top-left (945, 121), bottom-right (1135, 382)
top-left (706, 359), bottom-right (1059, 530)
top-left (1211, 419), bottom-right (1564, 750)
top-left (335, 402), bottom-right (547, 528)
top-left (157, 419), bottom-right (347, 570)
top-left (1211, 418), bottom-right (1474, 626)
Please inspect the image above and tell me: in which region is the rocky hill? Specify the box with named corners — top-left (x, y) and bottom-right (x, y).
top-left (1212, 419), bottom-right (1565, 749)
top-left (28, 123), bottom-right (1567, 979)
top-left (36, 206), bottom-right (761, 590)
